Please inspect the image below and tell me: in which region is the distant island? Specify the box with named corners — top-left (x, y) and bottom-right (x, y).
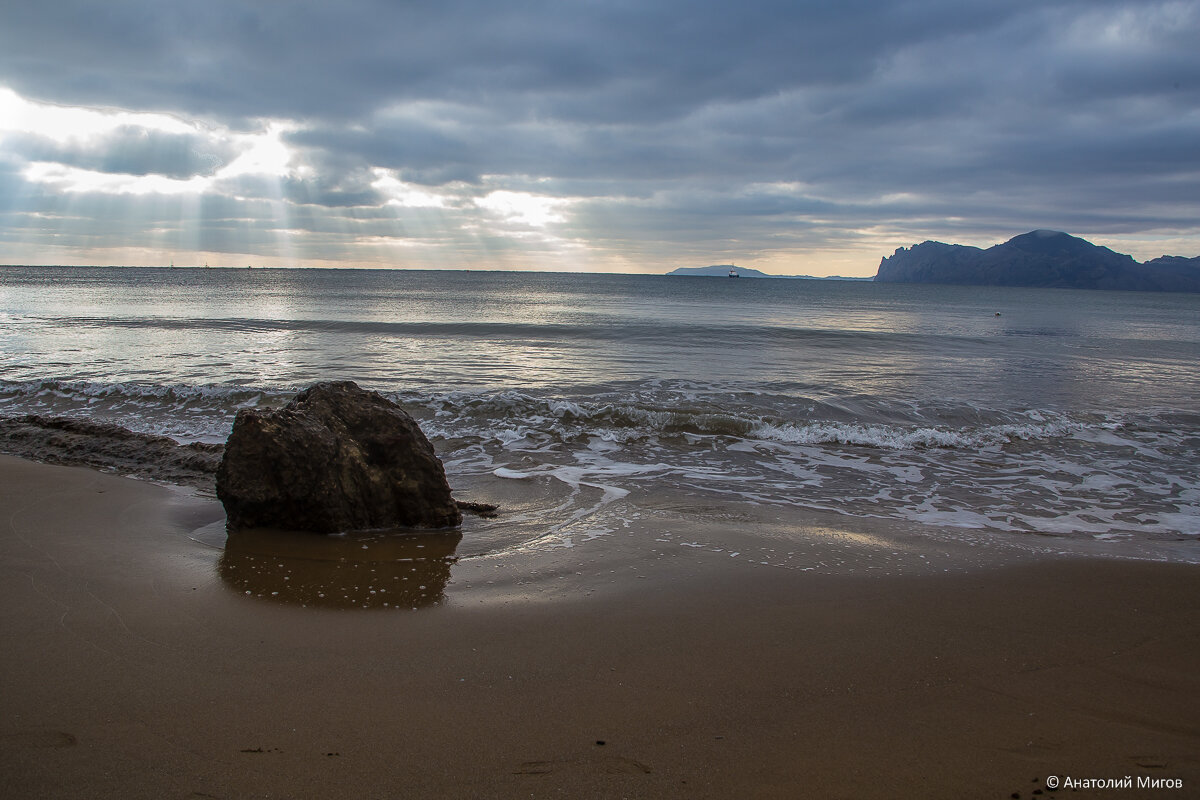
top-left (666, 264), bottom-right (871, 280)
top-left (874, 230), bottom-right (1200, 292)
top-left (667, 264), bottom-right (772, 278)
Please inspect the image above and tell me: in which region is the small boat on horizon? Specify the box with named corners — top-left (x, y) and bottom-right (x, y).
top-left (728, 267), bottom-right (739, 278)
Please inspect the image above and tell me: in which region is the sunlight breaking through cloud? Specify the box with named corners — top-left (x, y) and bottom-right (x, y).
top-left (0, 87), bottom-right (194, 142)
top-left (371, 169), bottom-right (453, 209)
top-left (20, 162), bottom-right (210, 196)
top-left (475, 191), bottom-right (574, 228)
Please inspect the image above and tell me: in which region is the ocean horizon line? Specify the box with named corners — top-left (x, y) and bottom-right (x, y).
top-left (0, 262), bottom-right (874, 279)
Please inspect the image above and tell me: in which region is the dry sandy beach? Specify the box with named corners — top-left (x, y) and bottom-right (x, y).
top-left (2, 453), bottom-right (1198, 799)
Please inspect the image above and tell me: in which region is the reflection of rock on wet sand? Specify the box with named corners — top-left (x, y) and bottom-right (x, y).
top-left (219, 527), bottom-right (462, 609)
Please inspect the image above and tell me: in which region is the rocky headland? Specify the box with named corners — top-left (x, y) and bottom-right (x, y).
top-left (874, 230), bottom-right (1200, 292)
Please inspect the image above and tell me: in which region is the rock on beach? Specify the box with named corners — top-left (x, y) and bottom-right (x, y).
top-left (216, 381), bottom-right (462, 533)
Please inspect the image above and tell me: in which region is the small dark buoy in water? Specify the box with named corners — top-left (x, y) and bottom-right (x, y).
top-left (995, 312), bottom-right (1002, 316)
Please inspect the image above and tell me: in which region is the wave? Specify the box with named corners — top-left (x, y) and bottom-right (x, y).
top-left (0, 377), bottom-right (1119, 453)
top-left (749, 419), bottom-right (1081, 450)
top-left (0, 377), bottom-right (280, 405)
top-left (406, 387), bottom-right (1101, 455)
top-left (0, 378), bottom-right (286, 443)
top-left (2, 377), bottom-right (1196, 540)
top-left (26, 314), bottom-right (988, 349)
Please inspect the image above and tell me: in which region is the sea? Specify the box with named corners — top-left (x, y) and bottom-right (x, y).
top-left (2, 265), bottom-right (1199, 566)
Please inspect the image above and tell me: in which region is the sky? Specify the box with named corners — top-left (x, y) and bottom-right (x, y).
top-left (1, 1), bottom-right (1198, 276)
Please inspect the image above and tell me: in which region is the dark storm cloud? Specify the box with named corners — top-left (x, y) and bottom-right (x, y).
top-left (5, 126), bottom-right (235, 179)
top-left (1, 0), bottom-right (1198, 268)
top-left (0, 0), bottom-right (1042, 124)
top-left (277, 0), bottom-right (1200, 200)
top-left (212, 170), bottom-right (387, 208)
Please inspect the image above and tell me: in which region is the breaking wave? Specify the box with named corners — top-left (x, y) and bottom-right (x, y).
top-left (0, 377), bottom-right (1108, 453)
top-left (2, 377), bottom-right (1196, 541)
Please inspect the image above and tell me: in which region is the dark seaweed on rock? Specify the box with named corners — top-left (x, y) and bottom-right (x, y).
top-left (0, 414), bottom-right (222, 489)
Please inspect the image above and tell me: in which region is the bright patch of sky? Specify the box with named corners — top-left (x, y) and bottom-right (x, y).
top-left (475, 191), bottom-right (573, 227)
top-left (21, 162), bottom-right (206, 196)
top-left (370, 169), bottom-right (452, 209)
top-left (2, 88), bottom-right (285, 194)
top-left (0, 86), bottom-right (192, 141)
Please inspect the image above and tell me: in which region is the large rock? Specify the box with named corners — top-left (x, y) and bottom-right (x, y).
top-left (216, 381), bottom-right (462, 532)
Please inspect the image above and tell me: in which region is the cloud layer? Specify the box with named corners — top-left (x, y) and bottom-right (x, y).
top-left (1, 0), bottom-right (1198, 273)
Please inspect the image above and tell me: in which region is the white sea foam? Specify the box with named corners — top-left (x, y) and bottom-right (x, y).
top-left (493, 467), bottom-right (533, 479)
top-left (749, 418), bottom-right (1079, 450)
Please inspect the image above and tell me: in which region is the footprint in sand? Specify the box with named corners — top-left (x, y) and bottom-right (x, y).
top-left (513, 755), bottom-right (652, 776)
top-left (0, 730), bottom-right (77, 749)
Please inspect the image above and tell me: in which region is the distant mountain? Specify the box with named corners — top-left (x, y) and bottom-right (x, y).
top-left (874, 230), bottom-right (1200, 292)
top-left (667, 264), bottom-right (771, 278)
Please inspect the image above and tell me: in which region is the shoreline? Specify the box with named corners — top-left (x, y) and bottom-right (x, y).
top-left (2, 454), bottom-right (1199, 798)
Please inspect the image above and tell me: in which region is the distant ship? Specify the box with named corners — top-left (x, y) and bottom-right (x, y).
top-left (728, 267), bottom-right (739, 278)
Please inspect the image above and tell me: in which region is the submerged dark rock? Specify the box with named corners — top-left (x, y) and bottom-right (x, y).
top-left (456, 499), bottom-right (499, 518)
top-left (0, 413), bottom-right (221, 489)
top-left (216, 381), bottom-right (462, 533)
top-left (874, 230), bottom-right (1200, 292)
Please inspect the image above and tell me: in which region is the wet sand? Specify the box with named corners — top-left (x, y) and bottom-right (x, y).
top-left (2, 454), bottom-right (1198, 799)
